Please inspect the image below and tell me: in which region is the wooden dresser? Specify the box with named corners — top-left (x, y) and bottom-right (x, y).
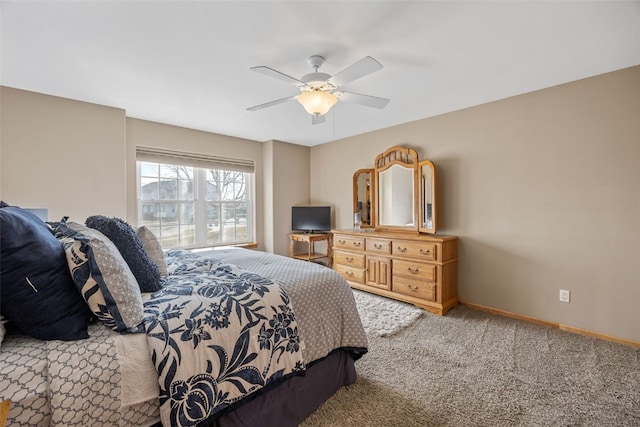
top-left (332, 230), bottom-right (458, 315)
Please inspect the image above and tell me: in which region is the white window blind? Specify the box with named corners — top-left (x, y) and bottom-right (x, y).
top-left (136, 147), bottom-right (255, 173)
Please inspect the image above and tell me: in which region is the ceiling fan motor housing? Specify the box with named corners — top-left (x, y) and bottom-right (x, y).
top-left (302, 55), bottom-right (334, 90)
top-left (300, 72), bottom-right (334, 90)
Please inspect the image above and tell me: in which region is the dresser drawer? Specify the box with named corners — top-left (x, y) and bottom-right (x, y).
top-left (335, 264), bottom-right (365, 284)
top-left (393, 259), bottom-right (436, 281)
top-left (392, 240), bottom-right (437, 261)
top-left (393, 277), bottom-right (436, 301)
top-left (334, 250), bottom-right (366, 269)
top-left (366, 238), bottom-right (391, 254)
top-left (334, 234), bottom-right (365, 251)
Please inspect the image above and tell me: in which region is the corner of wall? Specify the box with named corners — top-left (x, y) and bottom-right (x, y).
top-left (262, 141), bottom-right (275, 253)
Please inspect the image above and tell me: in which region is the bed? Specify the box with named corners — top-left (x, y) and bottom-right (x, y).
top-left (0, 206), bottom-right (368, 427)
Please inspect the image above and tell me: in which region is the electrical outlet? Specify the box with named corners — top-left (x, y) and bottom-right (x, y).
top-left (559, 289), bottom-right (570, 303)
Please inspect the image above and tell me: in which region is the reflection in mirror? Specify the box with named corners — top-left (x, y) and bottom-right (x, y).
top-left (353, 169), bottom-right (374, 228)
top-left (419, 160), bottom-right (437, 234)
top-left (374, 146), bottom-right (419, 232)
top-left (378, 164), bottom-right (415, 226)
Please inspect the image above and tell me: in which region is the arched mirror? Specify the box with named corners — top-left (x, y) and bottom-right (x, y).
top-left (353, 168), bottom-right (374, 228)
top-left (419, 159), bottom-right (437, 234)
top-left (374, 146), bottom-right (419, 232)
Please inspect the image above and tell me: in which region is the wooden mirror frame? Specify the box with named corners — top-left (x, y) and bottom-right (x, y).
top-left (352, 146), bottom-right (438, 234)
top-left (352, 168), bottom-right (375, 228)
top-left (374, 146), bottom-right (420, 232)
top-left (419, 159), bottom-right (437, 234)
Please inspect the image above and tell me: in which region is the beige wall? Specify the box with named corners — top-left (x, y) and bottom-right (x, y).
top-left (267, 140), bottom-right (310, 256)
top-left (0, 87), bottom-right (127, 221)
top-left (311, 66), bottom-right (640, 343)
top-left (3, 66), bottom-right (638, 343)
top-left (0, 88), bottom-right (275, 252)
top-left (124, 118), bottom-right (266, 249)
top-left (262, 141), bottom-right (275, 253)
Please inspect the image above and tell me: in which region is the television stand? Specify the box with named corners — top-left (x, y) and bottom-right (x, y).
top-left (288, 233), bottom-right (332, 267)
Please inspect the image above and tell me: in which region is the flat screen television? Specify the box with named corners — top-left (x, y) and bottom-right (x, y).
top-left (291, 206), bottom-right (331, 233)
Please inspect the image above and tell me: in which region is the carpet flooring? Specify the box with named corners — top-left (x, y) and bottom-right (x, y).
top-left (301, 291), bottom-right (640, 426)
top-left (352, 289), bottom-right (423, 337)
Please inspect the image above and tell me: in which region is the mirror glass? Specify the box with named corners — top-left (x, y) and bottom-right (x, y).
top-left (353, 169), bottom-right (373, 227)
top-left (378, 164), bottom-right (415, 226)
top-left (419, 160), bottom-right (437, 233)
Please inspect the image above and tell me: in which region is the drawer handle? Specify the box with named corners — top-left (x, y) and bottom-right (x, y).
top-left (346, 271), bottom-right (354, 276)
top-left (338, 239), bottom-right (346, 244)
top-left (397, 246), bottom-right (407, 252)
top-left (406, 284), bottom-right (419, 292)
top-left (374, 243), bottom-right (383, 249)
top-left (353, 242), bottom-right (361, 247)
top-left (346, 257), bottom-right (354, 262)
top-left (420, 248), bottom-right (431, 255)
top-left (408, 267), bottom-right (420, 274)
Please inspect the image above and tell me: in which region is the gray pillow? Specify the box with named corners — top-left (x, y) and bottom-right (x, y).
top-left (135, 226), bottom-right (168, 277)
top-left (85, 215), bottom-right (163, 292)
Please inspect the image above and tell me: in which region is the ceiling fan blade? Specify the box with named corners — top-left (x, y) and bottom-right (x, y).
top-left (246, 95), bottom-right (297, 111)
top-left (335, 91), bottom-right (390, 109)
top-left (327, 56), bottom-right (383, 87)
top-left (250, 66), bottom-right (307, 87)
top-left (311, 114), bottom-right (326, 125)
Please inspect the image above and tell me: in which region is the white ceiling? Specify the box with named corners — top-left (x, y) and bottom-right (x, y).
top-left (2, 1), bottom-right (639, 147)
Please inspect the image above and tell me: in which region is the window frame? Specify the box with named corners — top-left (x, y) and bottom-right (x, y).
top-left (136, 160), bottom-right (254, 249)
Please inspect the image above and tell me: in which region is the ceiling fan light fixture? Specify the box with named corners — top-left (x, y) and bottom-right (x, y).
top-left (248, 55), bottom-right (389, 122)
top-left (297, 90), bottom-right (338, 116)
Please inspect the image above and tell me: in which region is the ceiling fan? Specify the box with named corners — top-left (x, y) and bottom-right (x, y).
top-left (246, 55), bottom-right (390, 124)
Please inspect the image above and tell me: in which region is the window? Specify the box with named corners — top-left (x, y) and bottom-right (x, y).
top-left (137, 158), bottom-right (253, 249)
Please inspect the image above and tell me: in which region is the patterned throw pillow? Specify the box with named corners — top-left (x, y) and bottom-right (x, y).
top-left (135, 225), bottom-right (168, 276)
top-left (85, 215), bottom-right (163, 292)
top-left (0, 207), bottom-right (91, 341)
top-left (51, 220), bottom-right (145, 334)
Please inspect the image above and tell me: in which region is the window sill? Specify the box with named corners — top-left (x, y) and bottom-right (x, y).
top-left (191, 242), bottom-right (258, 252)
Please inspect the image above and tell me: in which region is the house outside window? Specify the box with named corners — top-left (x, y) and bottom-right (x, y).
top-left (136, 155), bottom-right (253, 249)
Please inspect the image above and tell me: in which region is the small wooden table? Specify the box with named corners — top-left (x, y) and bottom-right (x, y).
top-left (288, 233), bottom-right (332, 267)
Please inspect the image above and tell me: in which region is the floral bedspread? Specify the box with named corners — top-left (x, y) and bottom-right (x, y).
top-left (143, 249), bottom-right (305, 427)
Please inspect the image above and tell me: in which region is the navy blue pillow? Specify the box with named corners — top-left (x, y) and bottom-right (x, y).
top-left (85, 215), bottom-right (163, 292)
top-left (0, 207), bottom-right (91, 340)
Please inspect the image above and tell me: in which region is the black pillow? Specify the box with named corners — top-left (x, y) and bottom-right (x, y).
top-left (0, 206), bottom-right (91, 340)
top-left (85, 215), bottom-right (163, 292)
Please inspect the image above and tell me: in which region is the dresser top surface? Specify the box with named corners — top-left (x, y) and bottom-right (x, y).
top-left (331, 229), bottom-right (458, 242)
